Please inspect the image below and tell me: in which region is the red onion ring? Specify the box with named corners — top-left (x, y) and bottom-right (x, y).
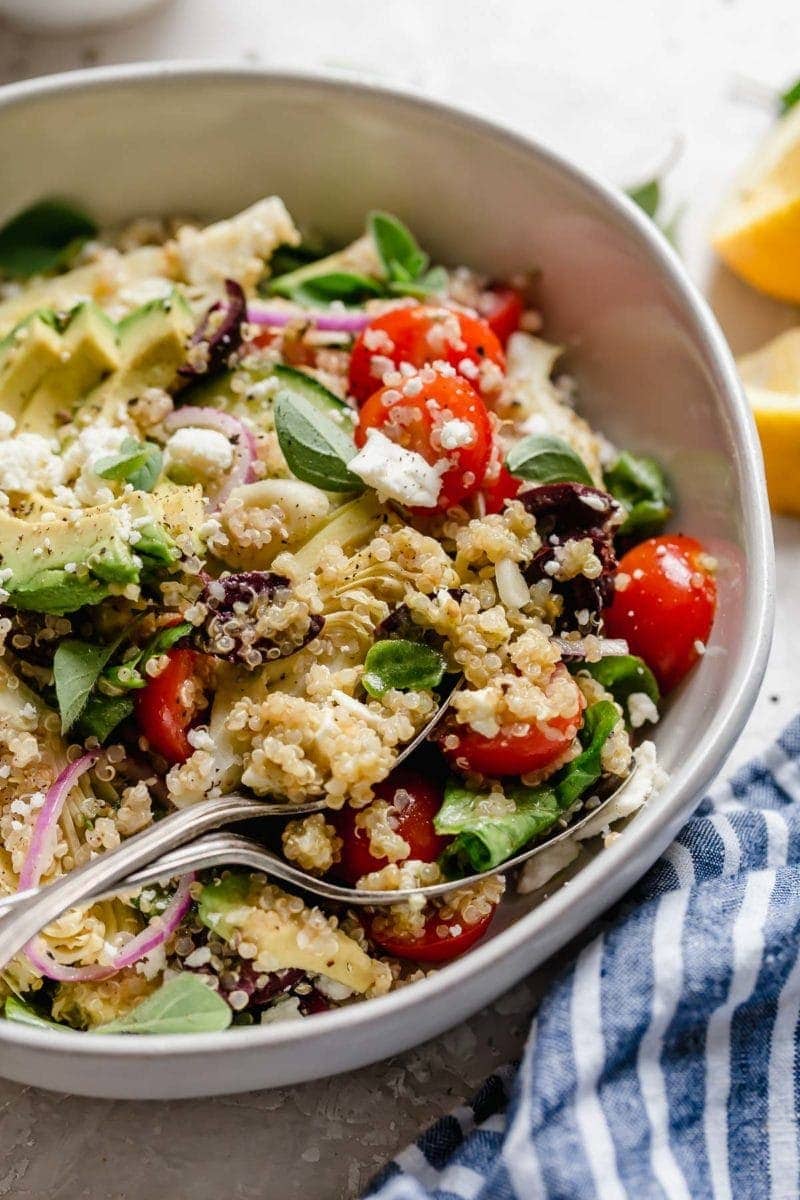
top-left (19, 753), bottom-right (98, 892)
top-left (164, 405), bottom-right (257, 507)
top-left (247, 303), bottom-right (371, 334)
top-left (17, 754), bottom-right (195, 983)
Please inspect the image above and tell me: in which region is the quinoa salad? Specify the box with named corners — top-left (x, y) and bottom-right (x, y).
top-left (0, 198), bottom-right (717, 1033)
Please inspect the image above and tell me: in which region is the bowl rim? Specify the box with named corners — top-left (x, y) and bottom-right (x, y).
top-left (0, 60), bottom-right (774, 1061)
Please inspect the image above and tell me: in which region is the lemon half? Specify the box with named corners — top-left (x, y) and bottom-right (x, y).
top-left (713, 104), bottom-right (800, 302)
top-left (738, 328), bottom-right (800, 515)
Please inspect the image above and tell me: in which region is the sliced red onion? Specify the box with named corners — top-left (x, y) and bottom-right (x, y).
top-left (553, 636), bottom-right (630, 662)
top-left (180, 279), bottom-right (247, 380)
top-left (19, 753), bottom-right (98, 892)
top-left (164, 405), bottom-right (256, 507)
top-left (23, 874), bottom-right (196, 984)
top-left (247, 303), bottom-right (372, 334)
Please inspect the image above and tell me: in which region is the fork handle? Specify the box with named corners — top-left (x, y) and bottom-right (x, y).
top-left (0, 792), bottom-right (321, 971)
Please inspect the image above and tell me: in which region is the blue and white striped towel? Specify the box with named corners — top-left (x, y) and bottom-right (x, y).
top-left (365, 716), bottom-right (800, 1199)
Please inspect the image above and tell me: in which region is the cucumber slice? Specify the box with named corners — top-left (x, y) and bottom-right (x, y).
top-left (182, 362), bottom-right (351, 428)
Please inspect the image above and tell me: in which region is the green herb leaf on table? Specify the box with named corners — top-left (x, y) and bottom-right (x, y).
top-left (0, 200), bottom-right (98, 280)
top-left (780, 78), bottom-right (800, 115)
top-left (362, 639), bottom-right (446, 698)
top-left (91, 974), bottom-right (232, 1036)
top-left (506, 434), bottom-right (594, 486)
top-left (95, 437), bottom-right (163, 493)
top-left (435, 700), bottom-right (621, 874)
top-left (53, 638), bottom-right (118, 733)
top-left (274, 388), bottom-right (364, 493)
top-left (603, 450), bottom-right (671, 536)
top-left (4, 994), bottom-right (64, 1030)
top-left (626, 178), bottom-right (682, 249)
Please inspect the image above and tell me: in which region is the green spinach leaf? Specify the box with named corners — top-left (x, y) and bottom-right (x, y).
top-left (362, 639), bottom-right (446, 698)
top-left (76, 694), bottom-right (135, 743)
top-left (603, 450), bottom-right (671, 536)
top-left (92, 975), bottom-right (232, 1036)
top-left (569, 655), bottom-right (659, 726)
top-left (506, 434), bottom-right (594, 486)
top-left (0, 200), bottom-right (97, 280)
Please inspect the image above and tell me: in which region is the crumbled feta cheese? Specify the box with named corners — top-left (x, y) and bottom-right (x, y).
top-left (627, 691), bottom-right (659, 729)
top-left (0, 433), bottom-right (63, 495)
top-left (61, 421), bottom-right (132, 505)
top-left (349, 428), bottom-right (446, 508)
top-left (165, 427), bottom-right (234, 481)
top-left (439, 418), bottom-right (476, 450)
top-left (175, 197), bottom-right (300, 291)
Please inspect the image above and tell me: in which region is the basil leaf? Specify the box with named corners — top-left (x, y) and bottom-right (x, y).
top-left (77, 694), bottom-right (135, 742)
top-left (4, 995), bottom-right (64, 1030)
top-left (95, 437), bottom-right (163, 493)
top-left (369, 211), bottom-right (429, 281)
top-left (53, 638), bottom-right (118, 732)
top-left (387, 266), bottom-right (448, 299)
top-left (274, 388), bottom-right (364, 493)
top-left (506, 434), bottom-right (594, 486)
top-left (0, 200), bottom-right (97, 280)
top-left (570, 655), bottom-right (659, 728)
top-left (92, 974), bottom-right (232, 1036)
top-left (436, 700), bottom-right (621, 873)
top-left (288, 272), bottom-right (383, 307)
top-left (362, 639), bottom-right (446, 698)
top-left (627, 179), bottom-right (661, 219)
top-left (603, 451), bottom-right (671, 536)
top-left (780, 78), bottom-right (800, 114)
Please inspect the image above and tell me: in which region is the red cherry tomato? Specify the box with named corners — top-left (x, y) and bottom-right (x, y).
top-left (348, 305), bottom-right (505, 404)
top-left (481, 463), bottom-right (522, 514)
top-left (604, 535), bottom-right (717, 693)
top-left (369, 908), bottom-right (495, 963)
top-left (440, 666), bottom-right (585, 777)
top-left (478, 286), bottom-right (524, 346)
top-left (333, 770), bottom-right (450, 885)
top-left (355, 373), bottom-right (493, 511)
top-left (134, 648), bottom-right (203, 764)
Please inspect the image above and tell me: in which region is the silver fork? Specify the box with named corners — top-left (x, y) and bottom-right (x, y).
top-left (0, 771), bottom-right (633, 967)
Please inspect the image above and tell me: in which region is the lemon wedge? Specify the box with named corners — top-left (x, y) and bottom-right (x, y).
top-left (738, 329), bottom-right (800, 514)
top-left (712, 104), bottom-right (800, 302)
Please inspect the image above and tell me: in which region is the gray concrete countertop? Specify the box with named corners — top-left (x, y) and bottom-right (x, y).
top-left (0, 3), bottom-right (797, 1196)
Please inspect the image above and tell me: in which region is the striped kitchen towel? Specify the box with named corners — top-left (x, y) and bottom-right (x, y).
top-left (365, 715), bottom-right (800, 1199)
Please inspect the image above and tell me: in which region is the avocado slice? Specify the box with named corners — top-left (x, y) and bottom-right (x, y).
top-left (197, 872), bottom-right (381, 994)
top-left (0, 493), bottom-right (178, 614)
top-left (19, 303), bottom-right (120, 437)
top-left (79, 292), bottom-right (195, 426)
top-left (0, 310), bottom-right (63, 421)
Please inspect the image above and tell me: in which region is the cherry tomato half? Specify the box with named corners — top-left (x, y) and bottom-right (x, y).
top-left (440, 666), bottom-right (585, 777)
top-left (348, 305), bottom-right (505, 404)
top-left (332, 770), bottom-right (450, 885)
top-left (604, 535), bottom-right (717, 692)
top-left (481, 462), bottom-right (522, 514)
top-left (355, 372), bottom-right (493, 511)
top-left (368, 909), bottom-right (495, 963)
top-left (134, 648), bottom-right (203, 764)
top-left (478, 286), bottom-right (525, 346)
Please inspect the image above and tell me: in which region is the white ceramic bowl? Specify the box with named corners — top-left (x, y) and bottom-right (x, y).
top-left (0, 64), bottom-right (773, 1099)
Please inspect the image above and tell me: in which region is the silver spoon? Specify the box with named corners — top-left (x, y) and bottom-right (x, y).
top-left (0, 770), bottom-right (633, 965)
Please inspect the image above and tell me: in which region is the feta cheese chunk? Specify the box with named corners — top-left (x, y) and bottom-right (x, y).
top-left (165, 427), bottom-right (234, 481)
top-left (174, 197), bottom-right (300, 291)
top-left (61, 422), bottom-right (132, 505)
top-left (0, 433), bottom-right (63, 495)
top-left (439, 418), bottom-right (476, 450)
top-left (349, 428), bottom-right (445, 508)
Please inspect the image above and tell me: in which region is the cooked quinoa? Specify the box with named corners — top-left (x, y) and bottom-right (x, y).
top-left (0, 196), bottom-right (697, 1034)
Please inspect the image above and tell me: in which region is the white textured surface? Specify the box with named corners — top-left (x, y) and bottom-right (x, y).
top-left (0, 2), bottom-right (797, 1196)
